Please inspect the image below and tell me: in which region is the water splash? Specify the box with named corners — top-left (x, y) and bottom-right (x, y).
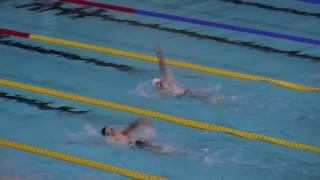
top-left (133, 80), bottom-right (227, 103)
top-left (65, 123), bottom-right (104, 145)
top-left (133, 80), bottom-right (163, 98)
top-left (128, 123), bottom-right (157, 142)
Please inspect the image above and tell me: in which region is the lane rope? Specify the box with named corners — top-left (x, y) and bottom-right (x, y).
top-left (63, 0), bottom-right (320, 46)
top-left (1, 79), bottom-right (319, 153)
top-left (296, 0), bottom-right (320, 4)
top-left (0, 138), bottom-right (165, 180)
top-left (1, 28), bottom-right (319, 91)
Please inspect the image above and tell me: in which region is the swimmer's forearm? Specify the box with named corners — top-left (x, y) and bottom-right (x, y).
top-left (122, 119), bottom-right (146, 135)
top-left (156, 49), bottom-right (169, 80)
top-left (122, 123), bottom-right (138, 135)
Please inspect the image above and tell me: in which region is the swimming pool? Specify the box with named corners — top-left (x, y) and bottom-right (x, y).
top-left (0, 0), bottom-right (320, 179)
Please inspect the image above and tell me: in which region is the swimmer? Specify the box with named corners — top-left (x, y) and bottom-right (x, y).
top-left (101, 118), bottom-right (164, 154)
top-left (153, 47), bottom-right (222, 102)
top-left (152, 47), bottom-right (185, 96)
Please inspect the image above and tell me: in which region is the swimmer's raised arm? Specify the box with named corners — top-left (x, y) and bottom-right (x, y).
top-left (121, 118), bottom-right (149, 135)
top-left (155, 47), bottom-right (170, 82)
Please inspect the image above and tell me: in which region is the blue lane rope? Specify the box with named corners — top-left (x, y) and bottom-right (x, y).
top-left (296, 0), bottom-right (320, 4)
top-left (64, 0), bottom-right (320, 46)
top-left (135, 9), bottom-right (320, 46)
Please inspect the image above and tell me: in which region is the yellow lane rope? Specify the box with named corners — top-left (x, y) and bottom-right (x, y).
top-left (1, 79), bottom-right (319, 153)
top-left (28, 34), bottom-right (320, 91)
top-left (0, 138), bottom-right (165, 180)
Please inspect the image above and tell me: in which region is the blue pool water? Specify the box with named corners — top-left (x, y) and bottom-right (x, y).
top-left (0, 0), bottom-right (320, 179)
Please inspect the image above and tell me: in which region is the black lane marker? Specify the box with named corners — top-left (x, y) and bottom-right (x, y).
top-left (15, 1), bottom-right (320, 62)
top-left (0, 91), bottom-right (88, 114)
top-left (222, 0), bottom-right (320, 18)
top-left (0, 35), bottom-right (133, 71)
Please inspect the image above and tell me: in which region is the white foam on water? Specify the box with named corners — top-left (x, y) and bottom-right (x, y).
top-left (128, 123), bottom-right (157, 142)
top-left (64, 123), bottom-right (104, 145)
top-left (132, 80), bottom-right (163, 98)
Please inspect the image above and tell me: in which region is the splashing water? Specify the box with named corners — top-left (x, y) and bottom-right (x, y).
top-left (133, 80), bottom-right (226, 102)
top-left (83, 123), bottom-right (100, 137)
top-left (133, 80), bottom-right (163, 98)
top-left (128, 123), bottom-right (157, 142)
top-left (65, 123), bottom-right (104, 145)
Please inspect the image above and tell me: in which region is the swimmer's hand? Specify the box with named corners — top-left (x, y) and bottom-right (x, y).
top-left (154, 46), bottom-right (163, 54)
top-left (135, 118), bottom-right (149, 125)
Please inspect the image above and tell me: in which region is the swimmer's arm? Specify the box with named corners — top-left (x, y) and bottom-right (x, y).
top-left (122, 118), bottom-right (148, 135)
top-left (155, 47), bottom-right (170, 83)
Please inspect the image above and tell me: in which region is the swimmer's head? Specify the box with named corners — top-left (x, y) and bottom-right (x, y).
top-left (101, 126), bottom-right (114, 136)
top-left (152, 78), bottom-right (163, 88)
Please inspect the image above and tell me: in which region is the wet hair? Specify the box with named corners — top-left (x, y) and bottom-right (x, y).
top-left (101, 126), bottom-right (108, 136)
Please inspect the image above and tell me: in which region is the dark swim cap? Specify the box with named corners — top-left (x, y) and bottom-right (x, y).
top-left (101, 126), bottom-right (107, 136)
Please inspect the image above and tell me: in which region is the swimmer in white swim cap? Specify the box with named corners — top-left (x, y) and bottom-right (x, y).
top-left (152, 47), bottom-right (222, 102)
top-left (152, 78), bottom-right (163, 88)
top-left (153, 48), bottom-right (202, 97)
top-left (152, 47), bottom-right (186, 96)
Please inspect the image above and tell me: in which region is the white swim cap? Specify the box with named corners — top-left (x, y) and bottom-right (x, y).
top-left (152, 78), bottom-right (161, 86)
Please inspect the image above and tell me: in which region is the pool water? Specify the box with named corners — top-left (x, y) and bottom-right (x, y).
top-left (0, 0), bottom-right (320, 179)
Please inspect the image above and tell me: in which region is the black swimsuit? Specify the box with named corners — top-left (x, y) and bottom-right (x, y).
top-left (176, 88), bottom-right (195, 97)
top-left (135, 140), bottom-right (147, 148)
top-left (183, 89), bottom-right (193, 96)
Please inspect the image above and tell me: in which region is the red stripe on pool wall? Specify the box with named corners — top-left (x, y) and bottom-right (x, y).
top-left (0, 28), bottom-right (30, 38)
top-left (64, 0), bottom-right (136, 13)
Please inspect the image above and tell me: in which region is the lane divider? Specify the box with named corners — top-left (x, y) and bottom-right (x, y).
top-left (1, 79), bottom-right (319, 153)
top-left (63, 0), bottom-right (320, 46)
top-left (14, 1), bottom-right (320, 62)
top-left (222, 0), bottom-right (320, 18)
top-left (0, 138), bottom-right (165, 180)
top-left (296, 0), bottom-right (320, 4)
top-left (1, 28), bottom-right (319, 92)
